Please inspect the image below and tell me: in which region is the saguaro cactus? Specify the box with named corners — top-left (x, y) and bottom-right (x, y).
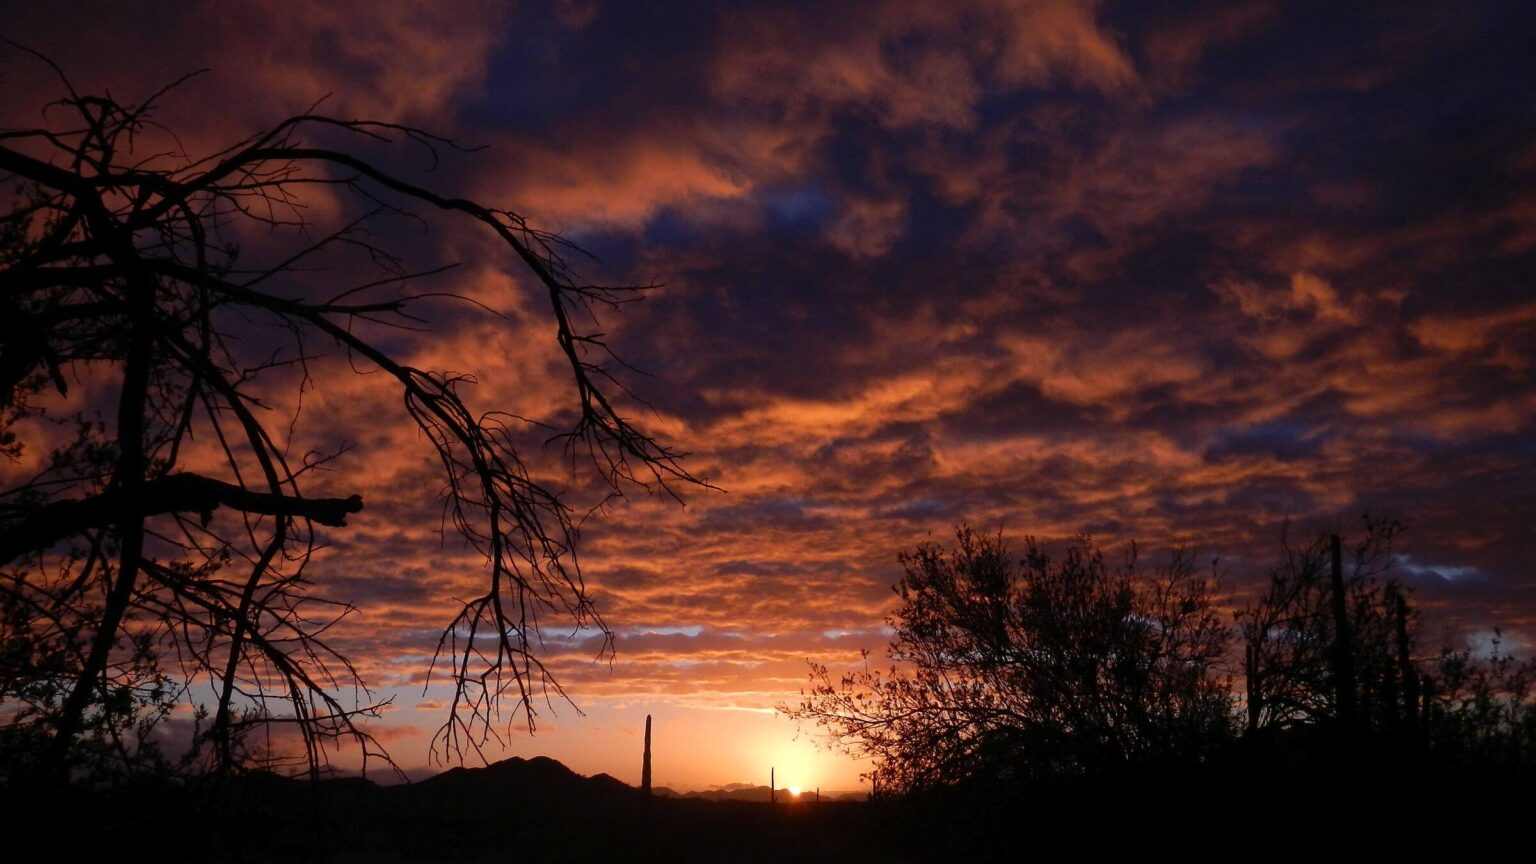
top-left (1393, 590), bottom-right (1419, 734)
top-left (641, 714), bottom-right (652, 795)
top-left (770, 767), bottom-right (776, 805)
top-left (1328, 534), bottom-right (1358, 731)
top-left (1245, 642), bottom-right (1263, 734)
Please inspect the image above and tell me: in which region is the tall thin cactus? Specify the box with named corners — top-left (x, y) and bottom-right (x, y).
top-left (1328, 534), bottom-right (1358, 731)
top-left (1393, 590), bottom-right (1420, 735)
top-left (1245, 642), bottom-right (1263, 734)
top-left (641, 714), bottom-right (652, 795)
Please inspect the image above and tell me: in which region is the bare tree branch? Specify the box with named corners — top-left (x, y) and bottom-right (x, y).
top-left (1, 65), bottom-right (703, 784)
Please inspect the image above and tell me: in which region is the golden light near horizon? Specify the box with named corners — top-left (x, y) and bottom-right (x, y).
top-left (759, 736), bottom-right (839, 794)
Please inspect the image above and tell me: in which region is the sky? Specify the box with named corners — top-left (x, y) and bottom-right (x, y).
top-left (2, 1), bottom-right (1533, 792)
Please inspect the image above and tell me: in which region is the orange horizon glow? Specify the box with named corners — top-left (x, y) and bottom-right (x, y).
top-left (379, 699), bottom-right (869, 793)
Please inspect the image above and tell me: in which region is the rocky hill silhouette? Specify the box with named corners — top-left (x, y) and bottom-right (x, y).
top-left (406, 755), bottom-right (636, 806)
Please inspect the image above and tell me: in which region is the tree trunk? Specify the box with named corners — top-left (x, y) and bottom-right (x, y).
top-left (44, 249), bottom-right (155, 783)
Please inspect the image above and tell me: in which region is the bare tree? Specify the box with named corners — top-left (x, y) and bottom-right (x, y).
top-left (1236, 518), bottom-right (1412, 735)
top-left (0, 61), bottom-right (702, 785)
top-left (1238, 518), bottom-right (1536, 764)
top-left (1234, 517), bottom-right (1536, 785)
top-left (786, 527), bottom-right (1233, 793)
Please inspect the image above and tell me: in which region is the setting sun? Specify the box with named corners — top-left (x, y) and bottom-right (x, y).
top-left (788, 786), bottom-right (801, 797)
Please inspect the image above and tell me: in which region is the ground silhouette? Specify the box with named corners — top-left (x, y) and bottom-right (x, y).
top-left (8, 749), bottom-right (1527, 863)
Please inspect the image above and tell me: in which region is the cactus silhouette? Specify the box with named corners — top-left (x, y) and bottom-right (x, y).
top-left (641, 714), bottom-right (652, 795)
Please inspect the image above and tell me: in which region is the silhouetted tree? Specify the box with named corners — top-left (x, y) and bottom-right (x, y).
top-left (0, 61), bottom-right (702, 785)
top-left (1237, 518), bottom-right (1417, 737)
top-left (1238, 519), bottom-right (1536, 768)
top-left (1424, 633), bottom-right (1536, 767)
top-left (787, 527), bottom-right (1233, 793)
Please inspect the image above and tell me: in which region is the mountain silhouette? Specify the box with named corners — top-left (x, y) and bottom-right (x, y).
top-left (653, 783), bottom-right (774, 802)
top-left (410, 755), bottom-right (635, 801)
top-left (654, 782), bottom-right (866, 802)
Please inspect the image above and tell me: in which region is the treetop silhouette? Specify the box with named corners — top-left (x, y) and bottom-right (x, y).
top-left (788, 527), bottom-right (1233, 792)
top-left (792, 521), bottom-right (1536, 794)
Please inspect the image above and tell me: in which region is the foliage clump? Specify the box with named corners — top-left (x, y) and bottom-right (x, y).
top-left (791, 527), bottom-right (1233, 792)
top-left (794, 521), bottom-right (1536, 795)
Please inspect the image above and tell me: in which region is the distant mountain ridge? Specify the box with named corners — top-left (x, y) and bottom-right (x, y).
top-left (651, 783), bottom-right (775, 802)
top-left (403, 755), bottom-right (866, 802)
top-left (653, 783), bottom-right (867, 802)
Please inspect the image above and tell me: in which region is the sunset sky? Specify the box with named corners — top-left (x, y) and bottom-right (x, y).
top-left (3, 1), bottom-right (1533, 793)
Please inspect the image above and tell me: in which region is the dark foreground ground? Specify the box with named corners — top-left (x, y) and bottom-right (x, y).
top-left (10, 746), bottom-right (1531, 863)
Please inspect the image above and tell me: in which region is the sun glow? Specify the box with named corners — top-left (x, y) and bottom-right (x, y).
top-left (788, 786), bottom-right (801, 796)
